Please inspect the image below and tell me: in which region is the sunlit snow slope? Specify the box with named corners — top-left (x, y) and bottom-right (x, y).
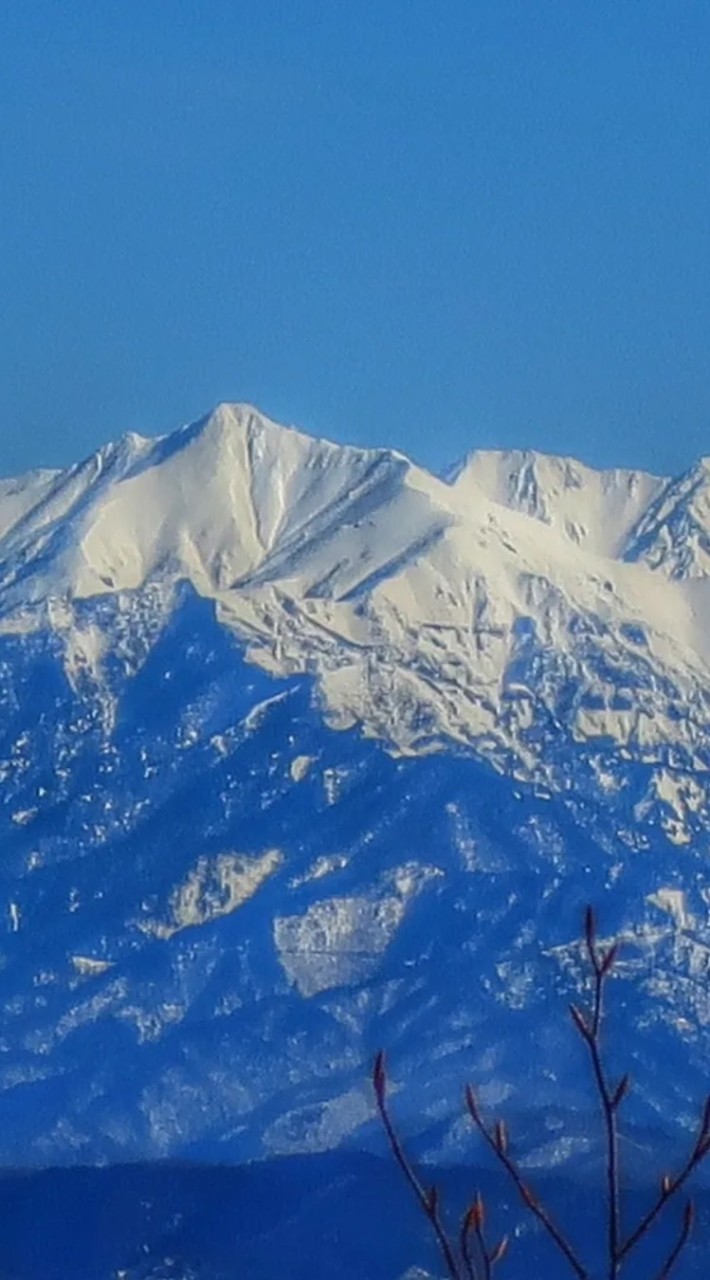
top-left (0, 403), bottom-right (710, 1174)
top-left (3, 402), bottom-right (710, 766)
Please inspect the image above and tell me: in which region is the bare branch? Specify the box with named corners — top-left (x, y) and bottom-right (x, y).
top-left (460, 1193), bottom-right (508, 1280)
top-left (569, 1004), bottom-right (591, 1043)
top-left (459, 1201), bottom-right (481, 1280)
top-left (571, 938), bottom-right (621, 1277)
top-left (460, 1232), bottom-right (479, 1280)
top-left (610, 1075), bottom-right (630, 1112)
top-left (618, 1095), bottom-right (710, 1262)
top-left (472, 1211), bottom-right (491, 1280)
top-left (465, 1085), bottom-right (588, 1279)
top-left (653, 1201), bottom-right (695, 1280)
top-left (460, 1195), bottom-right (488, 1280)
top-left (376, 906), bottom-right (710, 1280)
top-left (373, 1052), bottom-right (463, 1280)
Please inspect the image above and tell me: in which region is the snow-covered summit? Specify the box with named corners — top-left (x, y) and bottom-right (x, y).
top-left (1, 403), bottom-right (710, 770)
top-left (0, 403), bottom-right (445, 606)
top-left (449, 447), bottom-right (664, 557)
top-left (0, 403), bottom-right (702, 604)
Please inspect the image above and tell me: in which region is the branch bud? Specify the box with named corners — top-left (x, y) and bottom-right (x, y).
top-left (494, 1119), bottom-right (508, 1155)
top-left (611, 1074), bottom-right (630, 1110)
top-left (569, 1003), bottom-right (591, 1041)
top-left (490, 1237), bottom-right (509, 1267)
top-left (464, 1193), bottom-right (484, 1233)
top-left (465, 1084), bottom-right (479, 1121)
top-left (521, 1183), bottom-right (537, 1209)
top-left (600, 943), bottom-right (619, 975)
top-left (661, 1174), bottom-right (672, 1196)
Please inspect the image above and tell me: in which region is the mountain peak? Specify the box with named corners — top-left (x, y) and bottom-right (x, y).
top-left (198, 400), bottom-right (290, 443)
top-left (448, 446), bottom-right (665, 557)
top-left (0, 402), bottom-right (438, 612)
top-left (193, 401), bottom-right (349, 456)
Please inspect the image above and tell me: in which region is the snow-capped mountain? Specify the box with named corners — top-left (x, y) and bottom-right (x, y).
top-left (0, 402), bottom-right (710, 1224)
top-left (4, 403), bottom-right (710, 767)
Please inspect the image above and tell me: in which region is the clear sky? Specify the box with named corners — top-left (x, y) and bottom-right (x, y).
top-left (1, 1), bottom-right (708, 480)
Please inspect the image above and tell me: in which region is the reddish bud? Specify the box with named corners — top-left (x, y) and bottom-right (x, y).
top-left (490, 1236), bottom-right (509, 1266)
top-left (611, 1074), bottom-right (630, 1110)
top-left (465, 1084), bottom-right (479, 1121)
top-left (584, 906), bottom-right (596, 950)
top-left (425, 1185), bottom-right (439, 1216)
top-left (569, 1003), bottom-right (591, 1041)
top-left (521, 1183), bottom-right (537, 1209)
top-left (464, 1193), bottom-right (485, 1234)
top-left (600, 943), bottom-right (619, 975)
top-left (684, 1200), bottom-right (695, 1231)
top-left (495, 1119), bottom-right (508, 1155)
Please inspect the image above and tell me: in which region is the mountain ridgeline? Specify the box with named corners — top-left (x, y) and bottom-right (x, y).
top-left (0, 405), bottom-right (709, 1264)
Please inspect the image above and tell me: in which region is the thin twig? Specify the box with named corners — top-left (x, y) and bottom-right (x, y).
top-left (473, 1217), bottom-right (491, 1280)
top-left (373, 1052), bottom-right (463, 1280)
top-left (570, 909), bottom-right (622, 1279)
top-left (653, 1201), bottom-right (694, 1280)
top-left (460, 1197), bottom-right (486, 1280)
top-left (460, 1222), bottom-right (479, 1280)
top-left (465, 1085), bottom-right (589, 1280)
top-left (375, 906), bottom-right (710, 1280)
top-left (618, 1098), bottom-right (710, 1262)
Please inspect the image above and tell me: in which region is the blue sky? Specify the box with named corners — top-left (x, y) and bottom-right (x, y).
top-left (1, 1), bottom-right (708, 479)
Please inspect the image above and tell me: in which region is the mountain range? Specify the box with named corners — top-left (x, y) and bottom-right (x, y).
top-left (1, 403), bottom-right (710, 1277)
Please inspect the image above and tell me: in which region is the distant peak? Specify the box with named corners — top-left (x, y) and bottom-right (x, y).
top-left (448, 445), bottom-right (665, 487)
top-left (198, 401), bottom-right (316, 450)
top-left (206, 401), bottom-right (264, 429)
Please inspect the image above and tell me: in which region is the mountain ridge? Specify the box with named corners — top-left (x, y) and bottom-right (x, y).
top-left (0, 403), bottom-right (702, 600)
top-left (0, 402), bottom-right (708, 1196)
top-left (1, 403), bottom-right (708, 777)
